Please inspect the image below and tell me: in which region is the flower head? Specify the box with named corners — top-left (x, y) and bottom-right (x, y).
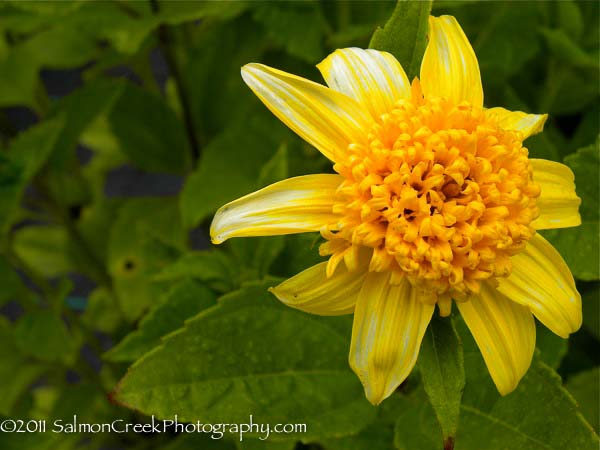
top-left (211, 16), bottom-right (582, 404)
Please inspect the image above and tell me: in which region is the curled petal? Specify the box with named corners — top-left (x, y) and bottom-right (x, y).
top-left (486, 107), bottom-right (548, 139)
top-left (350, 272), bottom-right (434, 405)
top-left (210, 174), bottom-right (341, 244)
top-left (317, 48), bottom-right (411, 121)
top-left (420, 15), bottom-right (483, 107)
top-left (458, 283), bottom-right (536, 395)
top-left (242, 63), bottom-right (371, 161)
top-left (497, 234), bottom-right (581, 339)
top-left (270, 255), bottom-right (369, 316)
top-left (530, 159), bottom-right (581, 230)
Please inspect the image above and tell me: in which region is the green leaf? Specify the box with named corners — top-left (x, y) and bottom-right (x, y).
top-left (322, 394), bottom-right (402, 450)
top-left (164, 434), bottom-right (237, 450)
top-left (557, 0), bottom-right (584, 41)
top-left (81, 287), bottom-right (123, 334)
top-left (0, 316), bottom-right (45, 416)
top-left (12, 226), bottom-right (72, 278)
top-left (180, 112), bottom-right (288, 229)
top-left (0, 118), bottom-right (64, 232)
top-left (535, 322), bottom-right (568, 369)
top-left (227, 236), bottom-right (287, 282)
top-left (107, 83), bottom-right (191, 174)
top-left (108, 198), bottom-right (186, 320)
top-left (417, 315), bottom-right (465, 445)
top-left (47, 78), bottom-right (124, 168)
top-left (257, 144), bottom-right (288, 188)
top-left (113, 281), bottom-right (376, 440)
top-left (539, 27), bottom-right (599, 70)
top-left (0, 256), bottom-right (25, 306)
top-left (157, 1), bottom-right (249, 25)
top-left (454, 318), bottom-right (599, 450)
top-left (106, 279), bottom-right (217, 362)
top-left (393, 388), bottom-right (443, 450)
top-left (14, 310), bottom-right (77, 365)
top-left (566, 367), bottom-right (600, 432)
top-left (543, 137), bottom-right (599, 281)
top-left (581, 282), bottom-right (600, 340)
top-left (271, 233), bottom-right (325, 279)
top-left (252, 2), bottom-right (326, 63)
top-left (369, 0), bottom-right (432, 79)
top-left (153, 250), bottom-right (239, 293)
top-left (237, 438), bottom-right (296, 450)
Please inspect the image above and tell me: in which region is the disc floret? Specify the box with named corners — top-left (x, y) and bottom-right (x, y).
top-left (321, 81), bottom-right (541, 303)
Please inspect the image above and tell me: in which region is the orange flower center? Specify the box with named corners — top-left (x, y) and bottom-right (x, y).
top-left (320, 81), bottom-right (540, 303)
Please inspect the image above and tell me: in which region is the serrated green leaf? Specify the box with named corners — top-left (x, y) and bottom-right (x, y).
top-left (566, 367), bottom-right (600, 432)
top-left (543, 137), bottom-right (599, 281)
top-left (418, 315), bottom-right (464, 444)
top-left (107, 83), bottom-right (191, 174)
top-left (106, 279), bottom-right (217, 362)
top-left (369, 0), bottom-right (432, 79)
top-left (113, 281), bottom-right (376, 440)
top-left (454, 318), bottom-right (599, 450)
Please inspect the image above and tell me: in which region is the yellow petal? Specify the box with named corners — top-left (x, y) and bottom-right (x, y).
top-left (486, 107), bottom-right (548, 139)
top-left (241, 63), bottom-right (371, 161)
top-left (420, 15), bottom-right (483, 107)
top-left (531, 159), bottom-right (582, 230)
top-left (317, 48), bottom-right (411, 121)
top-left (350, 272), bottom-right (434, 405)
top-left (269, 255), bottom-right (369, 316)
top-left (458, 283), bottom-right (535, 395)
top-left (210, 174), bottom-right (341, 244)
top-left (497, 234), bottom-right (581, 339)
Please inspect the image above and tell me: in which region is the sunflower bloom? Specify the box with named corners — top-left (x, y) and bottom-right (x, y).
top-left (210, 15), bottom-right (582, 405)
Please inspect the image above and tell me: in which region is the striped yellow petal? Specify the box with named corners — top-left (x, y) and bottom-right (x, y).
top-left (486, 107), bottom-right (548, 139)
top-left (420, 15), bottom-right (483, 107)
top-left (531, 159), bottom-right (582, 230)
top-left (350, 272), bottom-right (434, 405)
top-left (458, 283), bottom-right (535, 395)
top-left (317, 48), bottom-right (411, 122)
top-left (497, 234), bottom-right (581, 339)
top-left (241, 63), bottom-right (371, 161)
top-left (269, 256), bottom-right (369, 316)
top-left (210, 174), bottom-right (341, 244)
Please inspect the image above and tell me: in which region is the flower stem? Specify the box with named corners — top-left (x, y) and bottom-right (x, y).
top-left (150, 0), bottom-right (202, 168)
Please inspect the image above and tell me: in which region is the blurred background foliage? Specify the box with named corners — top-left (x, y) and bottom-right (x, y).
top-left (0, 1), bottom-right (598, 449)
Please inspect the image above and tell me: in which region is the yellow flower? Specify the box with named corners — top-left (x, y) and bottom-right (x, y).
top-left (210, 15), bottom-right (582, 404)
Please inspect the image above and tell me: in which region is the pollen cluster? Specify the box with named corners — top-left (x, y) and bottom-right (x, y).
top-left (320, 81), bottom-right (540, 303)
